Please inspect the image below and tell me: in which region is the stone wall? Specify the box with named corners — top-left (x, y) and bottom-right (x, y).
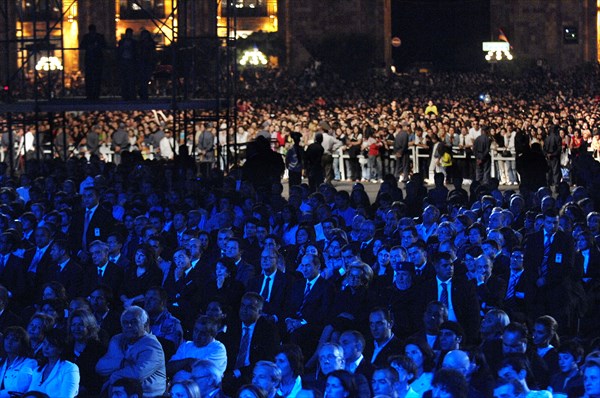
top-left (490, 0), bottom-right (597, 70)
top-left (282, 0), bottom-right (391, 72)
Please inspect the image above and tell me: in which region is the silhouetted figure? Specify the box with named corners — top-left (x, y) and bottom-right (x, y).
top-left (80, 24), bottom-right (106, 100)
top-left (137, 29), bottom-right (156, 100)
top-left (304, 133), bottom-right (325, 192)
top-left (117, 28), bottom-right (137, 100)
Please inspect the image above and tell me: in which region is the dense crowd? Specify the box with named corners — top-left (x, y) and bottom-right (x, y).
top-left (2, 64), bottom-right (600, 398)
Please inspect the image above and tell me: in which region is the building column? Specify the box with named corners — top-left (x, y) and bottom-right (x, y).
top-left (0, 0), bottom-right (17, 88)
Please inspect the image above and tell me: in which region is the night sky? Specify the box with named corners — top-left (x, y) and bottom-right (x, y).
top-left (391, 0), bottom-right (491, 71)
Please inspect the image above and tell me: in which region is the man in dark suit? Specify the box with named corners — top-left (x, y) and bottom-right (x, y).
top-left (0, 231), bottom-right (28, 307)
top-left (364, 307), bottom-right (404, 368)
top-left (572, 230), bottom-right (600, 337)
top-left (225, 237), bottom-right (257, 288)
top-left (163, 247), bottom-right (204, 333)
top-left (85, 240), bottom-right (124, 296)
top-left (473, 254), bottom-right (507, 313)
top-left (0, 285), bottom-right (22, 330)
top-left (524, 209), bottom-right (575, 334)
top-left (502, 247), bottom-right (535, 321)
top-left (247, 247), bottom-right (291, 322)
top-left (106, 231), bottom-right (131, 269)
top-left (352, 219), bottom-right (377, 265)
top-left (340, 330), bottom-right (374, 384)
top-left (284, 253), bottom-right (334, 356)
top-left (23, 225), bottom-right (54, 290)
top-left (407, 241), bottom-right (436, 286)
top-left (394, 122), bottom-right (410, 182)
top-left (222, 292), bottom-right (280, 395)
top-left (71, 186), bottom-right (115, 254)
top-left (420, 252), bottom-right (480, 345)
top-left (45, 239), bottom-right (84, 299)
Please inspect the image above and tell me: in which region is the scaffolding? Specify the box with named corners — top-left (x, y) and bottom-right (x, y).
top-left (0, 0), bottom-right (237, 177)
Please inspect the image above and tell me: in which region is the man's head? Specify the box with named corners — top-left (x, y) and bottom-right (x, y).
top-left (493, 379), bottom-right (525, 398)
top-left (509, 248), bottom-right (524, 272)
top-left (543, 210), bottom-right (560, 235)
top-left (319, 343), bottom-right (345, 375)
top-left (34, 226), bottom-right (52, 249)
top-left (225, 238), bottom-right (242, 261)
top-left (423, 301), bottom-right (448, 334)
top-left (143, 287), bottom-right (167, 317)
top-left (252, 360), bottom-right (282, 397)
top-left (88, 286), bottom-right (112, 314)
top-left (407, 242), bottom-right (427, 267)
top-left (497, 356), bottom-right (529, 384)
top-left (110, 378), bottom-right (143, 398)
top-left (89, 240), bottom-right (109, 267)
top-left (298, 254), bottom-right (321, 280)
top-left (239, 292), bottom-right (264, 325)
top-left (193, 316), bottom-right (218, 347)
top-left (442, 350), bottom-right (473, 377)
top-left (260, 247), bottom-right (279, 275)
top-left (191, 359), bottom-right (222, 395)
top-left (369, 307), bottom-right (393, 343)
top-left (431, 368), bottom-right (469, 398)
top-left (339, 330), bottom-right (365, 364)
top-left (49, 239), bottom-right (69, 263)
top-left (82, 187), bottom-right (100, 209)
top-left (107, 232), bottom-right (125, 256)
top-left (502, 323), bottom-right (528, 355)
top-left (389, 355), bottom-right (418, 389)
top-left (433, 252), bottom-right (454, 281)
top-left (439, 321), bottom-right (464, 352)
top-left (371, 367), bottom-right (398, 397)
top-left (120, 306), bottom-right (148, 343)
top-left (172, 247), bottom-right (191, 271)
top-left (389, 246), bottom-right (407, 268)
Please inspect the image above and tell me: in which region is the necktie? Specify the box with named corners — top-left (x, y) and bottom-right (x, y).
top-left (505, 273), bottom-right (519, 299)
top-left (28, 249), bottom-right (42, 273)
top-left (83, 209), bottom-right (92, 249)
top-left (261, 276), bottom-right (271, 301)
top-left (298, 281), bottom-right (312, 317)
top-left (540, 234), bottom-right (551, 278)
top-left (98, 267), bottom-right (103, 279)
top-left (440, 282), bottom-right (449, 307)
top-left (235, 326), bottom-right (250, 369)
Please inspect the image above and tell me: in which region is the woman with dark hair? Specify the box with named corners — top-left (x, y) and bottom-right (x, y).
top-left (275, 344), bottom-right (304, 397)
top-left (120, 244), bottom-right (163, 308)
top-left (274, 204), bottom-right (299, 246)
top-left (40, 281), bottom-right (68, 302)
top-left (39, 299), bottom-right (68, 335)
top-left (26, 314), bottom-right (54, 360)
top-left (404, 338), bottom-right (436, 396)
top-left (202, 257), bottom-right (245, 315)
top-left (533, 315), bottom-right (560, 376)
top-left (324, 369), bottom-right (358, 398)
top-left (29, 329), bottom-right (80, 398)
top-left (0, 326), bottom-right (37, 397)
top-left (64, 308), bottom-right (106, 397)
top-left (237, 384), bottom-right (267, 398)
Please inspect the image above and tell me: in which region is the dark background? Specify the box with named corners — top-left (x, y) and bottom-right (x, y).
top-left (391, 0), bottom-right (491, 71)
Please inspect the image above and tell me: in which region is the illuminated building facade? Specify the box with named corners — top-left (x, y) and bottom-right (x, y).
top-left (490, 0), bottom-right (597, 70)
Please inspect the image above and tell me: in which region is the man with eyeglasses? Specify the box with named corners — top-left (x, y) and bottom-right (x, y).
top-left (191, 359), bottom-right (228, 398)
top-left (247, 247), bottom-right (292, 323)
top-left (502, 247), bottom-right (535, 320)
top-left (168, 315), bottom-right (227, 378)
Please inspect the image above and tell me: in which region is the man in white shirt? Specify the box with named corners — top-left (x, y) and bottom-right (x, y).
top-left (167, 315), bottom-right (227, 378)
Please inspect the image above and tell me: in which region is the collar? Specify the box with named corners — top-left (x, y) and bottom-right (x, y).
top-left (58, 258), bottom-right (70, 270)
top-left (86, 204), bottom-right (99, 214)
top-left (307, 274), bottom-right (320, 285)
top-left (374, 333), bottom-right (394, 348)
top-left (436, 276), bottom-right (451, 284)
top-left (98, 261), bottom-right (109, 272)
